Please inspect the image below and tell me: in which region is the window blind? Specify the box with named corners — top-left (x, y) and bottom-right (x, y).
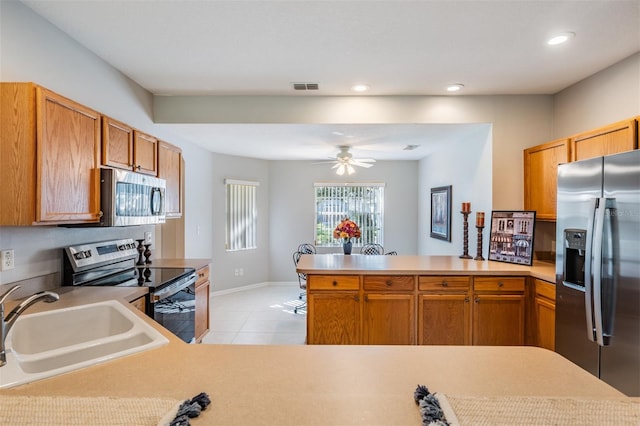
top-left (225, 179), bottom-right (259, 251)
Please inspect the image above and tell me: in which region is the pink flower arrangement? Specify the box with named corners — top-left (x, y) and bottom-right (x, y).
top-left (333, 217), bottom-right (361, 242)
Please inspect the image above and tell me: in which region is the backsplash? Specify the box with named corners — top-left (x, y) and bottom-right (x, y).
top-left (0, 225), bottom-right (155, 286)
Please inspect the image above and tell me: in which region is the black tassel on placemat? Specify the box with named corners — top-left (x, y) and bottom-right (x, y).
top-left (169, 392), bottom-right (211, 426)
top-left (414, 385), bottom-right (449, 426)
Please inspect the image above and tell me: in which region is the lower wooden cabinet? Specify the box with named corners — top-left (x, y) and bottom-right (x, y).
top-left (130, 295), bottom-right (147, 314)
top-left (472, 277), bottom-right (525, 346)
top-left (363, 293), bottom-right (415, 344)
top-left (418, 276), bottom-right (471, 345)
top-left (533, 279), bottom-right (556, 351)
top-left (308, 292), bottom-right (360, 344)
top-left (306, 274), bottom-right (528, 346)
top-left (194, 265), bottom-right (210, 343)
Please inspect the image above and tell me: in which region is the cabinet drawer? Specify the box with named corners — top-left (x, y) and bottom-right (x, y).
top-left (196, 265), bottom-right (210, 287)
top-left (474, 277), bottom-right (525, 292)
top-left (308, 275), bottom-right (360, 291)
top-left (534, 279), bottom-right (556, 301)
top-left (419, 276), bottom-right (470, 291)
top-left (363, 275), bottom-right (414, 291)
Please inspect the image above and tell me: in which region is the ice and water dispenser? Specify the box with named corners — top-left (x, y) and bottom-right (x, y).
top-left (564, 229), bottom-right (587, 287)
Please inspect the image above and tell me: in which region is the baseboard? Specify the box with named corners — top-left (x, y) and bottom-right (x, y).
top-left (210, 281), bottom-right (298, 297)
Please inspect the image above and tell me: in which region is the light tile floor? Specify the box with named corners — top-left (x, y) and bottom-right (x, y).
top-left (201, 284), bottom-right (307, 345)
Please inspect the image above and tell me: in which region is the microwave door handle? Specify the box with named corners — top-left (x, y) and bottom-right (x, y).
top-left (150, 188), bottom-right (161, 215)
top-left (584, 198), bottom-right (597, 343)
top-left (592, 197), bottom-right (606, 346)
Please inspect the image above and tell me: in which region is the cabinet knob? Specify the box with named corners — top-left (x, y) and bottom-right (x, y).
top-left (364, 295), bottom-right (369, 302)
top-left (475, 298), bottom-right (480, 303)
top-left (498, 281), bottom-right (504, 287)
top-left (464, 297), bottom-right (470, 303)
top-left (332, 281), bottom-right (338, 286)
top-left (97, 211), bottom-right (103, 218)
top-left (385, 280), bottom-right (392, 287)
top-left (442, 281), bottom-right (448, 287)
top-left (355, 295), bottom-right (359, 302)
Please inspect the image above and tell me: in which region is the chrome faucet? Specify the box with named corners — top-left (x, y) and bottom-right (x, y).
top-left (0, 285), bottom-right (59, 367)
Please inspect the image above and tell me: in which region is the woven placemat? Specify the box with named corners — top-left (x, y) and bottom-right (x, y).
top-left (436, 393), bottom-right (640, 426)
top-left (0, 395), bottom-right (183, 426)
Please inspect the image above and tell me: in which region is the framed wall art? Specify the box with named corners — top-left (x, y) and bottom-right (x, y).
top-left (488, 210), bottom-right (536, 265)
top-left (430, 185), bottom-right (452, 242)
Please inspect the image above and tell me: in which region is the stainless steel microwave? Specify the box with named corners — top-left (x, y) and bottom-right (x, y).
top-left (100, 168), bottom-right (166, 226)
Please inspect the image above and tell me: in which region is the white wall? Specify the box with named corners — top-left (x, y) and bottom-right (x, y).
top-left (269, 160), bottom-right (419, 282)
top-left (418, 125), bottom-right (492, 255)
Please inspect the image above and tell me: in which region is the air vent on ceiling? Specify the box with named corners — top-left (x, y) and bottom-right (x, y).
top-left (292, 82), bottom-right (319, 91)
top-left (403, 145), bottom-right (420, 151)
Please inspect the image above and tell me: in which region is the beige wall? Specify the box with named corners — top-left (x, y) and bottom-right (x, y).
top-left (155, 94), bottom-right (555, 211)
top-left (554, 52), bottom-right (640, 138)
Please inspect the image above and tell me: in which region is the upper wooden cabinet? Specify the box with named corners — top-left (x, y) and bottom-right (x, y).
top-left (0, 83), bottom-right (101, 225)
top-left (158, 141), bottom-right (183, 218)
top-left (102, 117), bottom-right (158, 176)
top-left (102, 116), bottom-right (134, 171)
top-left (571, 119), bottom-right (638, 161)
top-left (523, 138), bottom-right (570, 221)
top-left (133, 131), bottom-right (159, 175)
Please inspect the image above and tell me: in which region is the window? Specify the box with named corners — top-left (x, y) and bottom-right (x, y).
top-left (225, 179), bottom-right (259, 251)
top-left (314, 182), bottom-right (385, 247)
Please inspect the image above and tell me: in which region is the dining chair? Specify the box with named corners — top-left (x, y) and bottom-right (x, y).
top-left (292, 250), bottom-right (307, 314)
top-left (360, 243), bottom-right (384, 255)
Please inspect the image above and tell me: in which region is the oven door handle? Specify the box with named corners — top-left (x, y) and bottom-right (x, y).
top-left (152, 273), bottom-right (197, 302)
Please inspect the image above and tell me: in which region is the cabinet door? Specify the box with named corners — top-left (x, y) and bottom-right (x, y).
top-left (158, 141), bottom-right (182, 218)
top-left (473, 294), bottom-right (525, 345)
top-left (307, 293), bottom-right (360, 344)
top-left (102, 116), bottom-right (134, 171)
top-left (363, 294), bottom-right (415, 345)
top-left (524, 138), bottom-right (570, 221)
top-left (419, 294), bottom-right (470, 345)
top-left (36, 87), bottom-right (101, 223)
top-left (571, 119), bottom-right (637, 161)
top-left (195, 280), bottom-right (210, 343)
top-left (133, 131), bottom-right (158, 175)
top-left (535, 296), bottom-right (555, 351)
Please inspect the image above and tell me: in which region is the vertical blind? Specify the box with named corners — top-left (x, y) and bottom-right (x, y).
top-left (314, 182), bottom-right (385, 247)
top-left (225, 179), bottom-right (259, 251)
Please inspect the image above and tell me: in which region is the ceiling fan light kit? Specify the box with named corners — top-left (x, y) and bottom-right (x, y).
top-left (316, 146), bottom-right (376, 175)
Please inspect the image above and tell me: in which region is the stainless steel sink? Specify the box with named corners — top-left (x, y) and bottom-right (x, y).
top-left (0, 300), bottom-right (169, 388)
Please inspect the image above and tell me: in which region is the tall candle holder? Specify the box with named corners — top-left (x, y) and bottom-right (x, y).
top-left (144, 244), bottom-right (152, 264)
top-left (459, 211), bottom-right (472, 259)
top-left (474, 226), bottom-right (485, 261)
top-left (136, 239), bottom-right (146, 266)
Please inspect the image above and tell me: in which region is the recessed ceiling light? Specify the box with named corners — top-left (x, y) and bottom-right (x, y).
top-left (547, 32), bottom-right (575, 46)
top-left (351, 84), bottom-right (370, 92)
top-left (446, 84), bottom-right (464, 92)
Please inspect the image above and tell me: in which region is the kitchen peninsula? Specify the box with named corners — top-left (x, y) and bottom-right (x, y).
top-left (296, 254), bottom-right (555, 346)
top-left (0, 285), bottom-right (633, 425)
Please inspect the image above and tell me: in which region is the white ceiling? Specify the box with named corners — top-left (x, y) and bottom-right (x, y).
top-left (20, 0), bottom-right (640, 161)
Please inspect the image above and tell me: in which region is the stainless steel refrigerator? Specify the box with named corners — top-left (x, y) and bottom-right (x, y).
top-left (555, 149), bottom-right (640, 396)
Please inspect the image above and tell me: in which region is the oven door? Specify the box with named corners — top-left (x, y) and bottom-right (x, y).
top-left (152, 274), bottom-right (197, 343)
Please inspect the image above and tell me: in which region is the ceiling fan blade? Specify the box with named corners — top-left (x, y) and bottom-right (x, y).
top-left (352, 158), bottom-right (376, 163)
top-left (351, 161), bottom-right (374, 168)
top-left (312, 160), bottom-right (338, 165)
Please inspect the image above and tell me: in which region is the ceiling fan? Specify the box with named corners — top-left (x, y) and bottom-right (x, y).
top-left (316, 146), bottom-right (376, 175)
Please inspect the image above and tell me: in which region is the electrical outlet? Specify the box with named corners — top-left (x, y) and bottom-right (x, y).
top-left (144, 231), bottom-right (152, 244)
top-left (1, 249), bottom-right (15, 271)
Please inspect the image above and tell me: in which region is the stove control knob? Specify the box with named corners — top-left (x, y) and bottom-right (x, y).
top-left (84, 250), bottom-right (92, 258)
top-left (74, 252), bottom-right (85, 260)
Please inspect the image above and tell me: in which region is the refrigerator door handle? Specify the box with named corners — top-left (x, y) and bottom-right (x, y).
top-left (584, 198), bottom-right (596, 342)
top-left (592, 197), bottom-right (606, 346)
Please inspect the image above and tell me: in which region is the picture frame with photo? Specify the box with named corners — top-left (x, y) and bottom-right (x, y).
top-left (430, 185), bottom-right (452, 242)
top-left (488, 210), bottom-right (536, 265)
